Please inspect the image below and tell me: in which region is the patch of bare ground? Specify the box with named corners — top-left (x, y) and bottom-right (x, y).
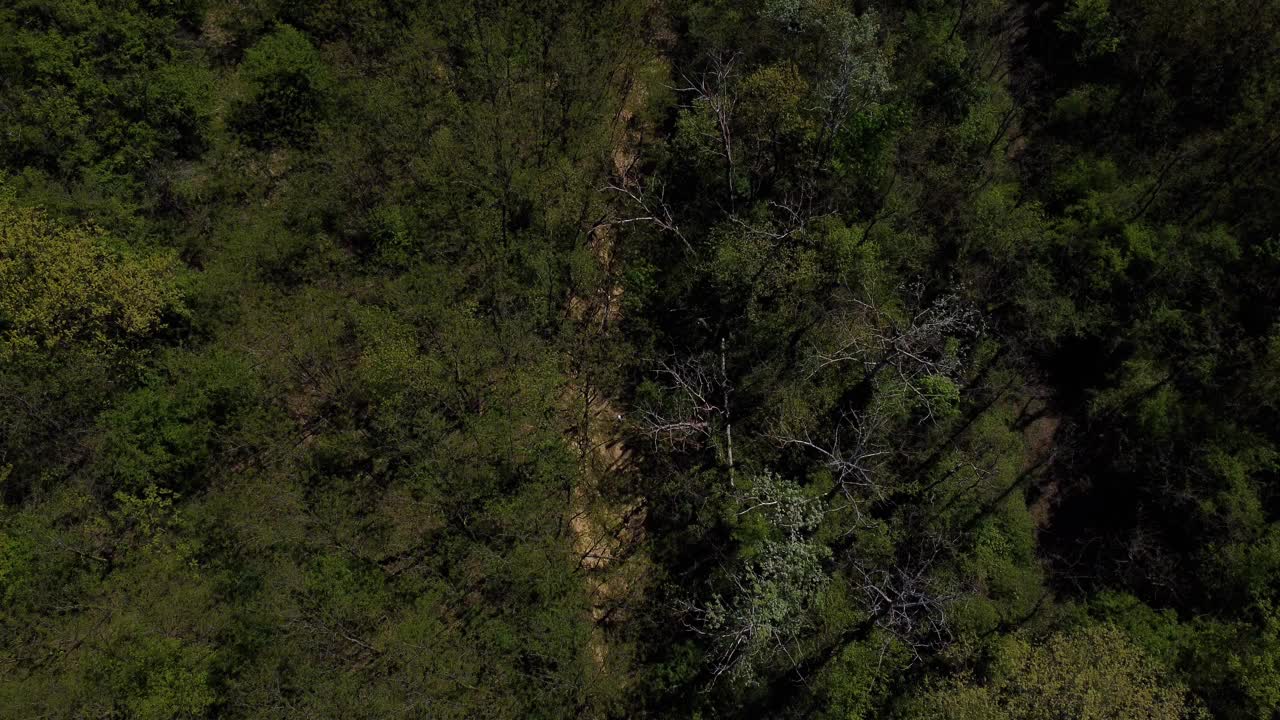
top-left (1016, 387), bottom-right (1062, 529)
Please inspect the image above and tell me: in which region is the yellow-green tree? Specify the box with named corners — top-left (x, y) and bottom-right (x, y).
top-left (909, 625), bottom-right (1200, 720)
top-left (0, 196), bottom-right (182, 363)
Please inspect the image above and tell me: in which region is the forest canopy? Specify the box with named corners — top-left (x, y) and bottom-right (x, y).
top-left (1, 0), bottom-right (1278, 718)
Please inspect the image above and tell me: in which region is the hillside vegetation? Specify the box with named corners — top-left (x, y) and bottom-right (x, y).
top-left (1, 0), bottom-right (1278, 717)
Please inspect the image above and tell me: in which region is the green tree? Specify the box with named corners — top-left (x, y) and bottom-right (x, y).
top-left (231, 25), bottom-right (333, 148)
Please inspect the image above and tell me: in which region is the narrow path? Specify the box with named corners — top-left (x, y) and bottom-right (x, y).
top-left (564, 70), bottom-right (655, 673)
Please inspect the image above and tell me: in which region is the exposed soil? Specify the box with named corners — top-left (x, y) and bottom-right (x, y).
top-left (564, 68), bottom-right (655, 672)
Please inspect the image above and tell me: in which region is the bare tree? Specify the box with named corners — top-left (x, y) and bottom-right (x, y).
top-left (728, 195), bottom-right (832, 242)
top-left (771, 409), bottom-right (890, 523)
top-left (810, 283), bottom-right (984, 422)
top-left (767, 287), bottom-right (981, 516)
top-left (676, 52), bottom-right (740, 206)
top-left (636, 342), bottom-right (736, 481)
top-left (601, 175), bottom-right (692, 252)
top-left (849, 538), bottom-right (960, 660)
top-left (636, 355), bottom-right (721, 447)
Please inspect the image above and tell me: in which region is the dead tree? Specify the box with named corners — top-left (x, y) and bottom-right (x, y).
top-left (636, 342), bottom-right (736, 482)
top-left (771, 409), bottom-right (890, 524)
top-left (849, 538), bottom-right (960, 661)
top-left (809, 283), bottom-right (983, 422)
top-left (601, 175), bottom-right (692, 252)
top-left (676, 52), bottom-right (740, 207)
top-left (769, 285), bottom-right (983, 521)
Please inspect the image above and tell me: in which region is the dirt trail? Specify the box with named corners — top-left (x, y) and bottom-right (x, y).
top-left (564, 73), bottom-right (653, 671)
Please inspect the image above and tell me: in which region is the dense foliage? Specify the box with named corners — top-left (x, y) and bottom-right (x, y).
top-left (1, 0), bottom-right (1278, 717)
